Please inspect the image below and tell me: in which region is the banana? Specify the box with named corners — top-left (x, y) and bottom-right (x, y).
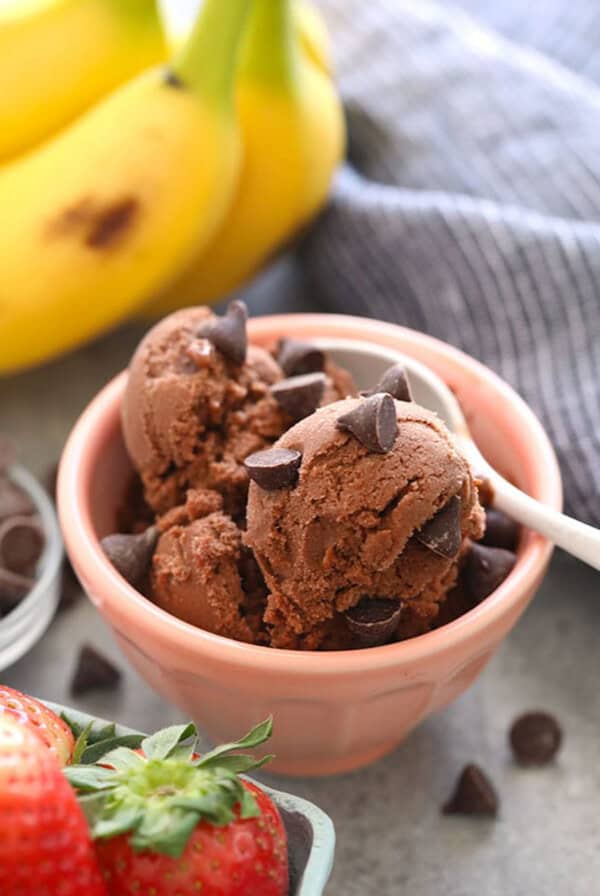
top-left (0, 0), bottom-right (251, 374)
top-left (0, 0), bottom-right (168, 162)
top-left (294, 0), bottom-right (332, 75)
top-left (149, 0), bottom-right (345, 313)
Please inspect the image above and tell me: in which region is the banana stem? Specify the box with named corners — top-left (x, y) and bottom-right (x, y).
top-left (241, 0), bottom-right (299, 88)
top-left (170, 0), bottom-right (252, 108)
top-left (106, 0), bottom-right (163, 36)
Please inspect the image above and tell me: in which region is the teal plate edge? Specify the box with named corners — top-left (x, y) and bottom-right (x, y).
top-left (46, 702), bottom-right (336, 896)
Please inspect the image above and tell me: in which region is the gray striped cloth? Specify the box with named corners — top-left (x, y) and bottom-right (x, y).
top-left (302, 0), bottom-right (600, 525)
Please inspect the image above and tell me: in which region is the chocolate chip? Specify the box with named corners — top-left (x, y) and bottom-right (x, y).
top-left (199, 300), bottom-right (247, 364)
top-left (271, 373), bottom-right (326, 421)
top-left (465, 543), bottom-right (516, 603)
top-left (482, 508), bottom-right (520, 551)
top-left (364, 364), bottom-right (413, 402)
top-left (244, 448), bottom-right (302, 491)
top-left (0, 478), bottom-right (34, 522)
top-left (443, 764), bottom-right (499, 817)
top-left (509, 712), bottom-right (562, 766)
top-left (416, 495), bottom-right (462, 559)
top-left (0, 516), bottom-right (44, 575)
top-left (337, 393), bottom-right (398, 453)
top-left (345, 598), bottom-right (403, 647)
top-left (101, 525), bottom-right (158, 589)
top-left (0, 568), bottom-right (33, 615)
top-left (185, 338), bottom-right (214, 369)
top-left (70, 645), bottom-right (121, 696)
top-left (277, 339), bottom-right (325, 376)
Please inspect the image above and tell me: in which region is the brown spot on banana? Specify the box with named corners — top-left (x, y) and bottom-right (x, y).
top-left (45, 196), bottom-right (139, 250)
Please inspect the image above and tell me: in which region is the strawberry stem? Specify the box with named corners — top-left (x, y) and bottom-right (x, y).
top-left (64, 718), bottom-right (275, 859)
top-left (170, 0), bottom-right (252, 108)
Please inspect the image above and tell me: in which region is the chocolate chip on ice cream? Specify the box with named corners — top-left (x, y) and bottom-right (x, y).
top-left (336, 393), bottom-right (398, 453)
top-left (416, 495), bottom-right (462, 559)
top-left (101, 526), bottom-right (158, 590)
top-left (198, 299), bottom-right (248, 365)
top-left (271, 373), bottom-right (326, 421)
top-left (344, 597), bottom-right (403, 647)
top-left (277, 338), bottom-right (325, 376)
top-left (244, 448), bottom-right (302, 491)
top-left (363, 363), bottom-right (413, 402)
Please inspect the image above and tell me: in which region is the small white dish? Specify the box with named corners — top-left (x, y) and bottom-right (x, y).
top-left (0, 464), bottom-right (63, 671)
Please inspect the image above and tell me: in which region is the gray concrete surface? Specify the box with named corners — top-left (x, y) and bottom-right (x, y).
top-left (1, 266), bottom-right (598, 894)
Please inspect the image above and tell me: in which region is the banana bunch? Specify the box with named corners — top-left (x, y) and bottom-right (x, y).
top-left (150, 0), bottom-right (344, 313)
top-left (0, 0), bottom-right (344, 373)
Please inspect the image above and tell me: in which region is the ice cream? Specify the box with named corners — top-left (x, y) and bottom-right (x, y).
top-left (149, 488), bottom-right (267, 643)
top-left (100, 303), bottom-right (519, 652)
top-left (122, 306), bottom-right (355, 518)
top-left (245, 394), bottom-right (485, 649)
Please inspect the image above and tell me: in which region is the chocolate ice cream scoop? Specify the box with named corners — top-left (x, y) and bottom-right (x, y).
top-left (150, 510), bottom-right (265, 644)
top-left (246, 397), bottom-right (484, 649)
top-left (121, 305), bottom-right (287, 517)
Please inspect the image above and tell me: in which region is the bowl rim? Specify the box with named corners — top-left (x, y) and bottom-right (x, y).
top-left (58, 313), bottom-right (562, 675)
top-left (0, 463), bottom-right (63, 635)
top-left (44, 701), bottom-right (336, 896)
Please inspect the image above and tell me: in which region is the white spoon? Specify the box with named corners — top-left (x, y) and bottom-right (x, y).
top-left (316, 337), bottom-right (600, 572)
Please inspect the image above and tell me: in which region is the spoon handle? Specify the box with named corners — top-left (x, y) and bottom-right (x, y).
top-left (462, 441), bottom-right (600, 571)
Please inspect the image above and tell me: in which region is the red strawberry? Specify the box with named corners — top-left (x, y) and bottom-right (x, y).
top-left (0, 713), bottom-right (107, 895)
top-left (66, 719), bottom-right (289, 896)
top-left (0, 684), bottom-right (74, 765)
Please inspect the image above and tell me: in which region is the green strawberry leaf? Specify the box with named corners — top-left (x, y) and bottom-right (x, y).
top-left (195, 717), bottom-right (273, 768)
top-left (171, 793), bottom-right (236, 826)
top-left (80, 734), bottom-right (144, 765)
top-left (141, 723), bottom-right (196, 760)
top-left (239, 786), bottom-right (260, 819)
top-left (64, 765), bottom-right (118, 792)
top-left (93, 807), bottom-right (144, 840)
top-left (78, 791), bottom-right (108, 826)
top-left (71, 722), bottom-right (94, 764)
top-left (98, 746), bottom-right (145, 772)
top-left (61, 714), bottom-right (117, 745)
top-left (130, 807), bottom-right (201, 858)
top-left (195, 752), bottom-right (274, 774)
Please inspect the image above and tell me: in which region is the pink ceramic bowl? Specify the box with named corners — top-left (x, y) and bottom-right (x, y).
top-left (58, 315), bottom-right (562, 776)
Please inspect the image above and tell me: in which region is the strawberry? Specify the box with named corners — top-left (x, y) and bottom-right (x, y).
top-left (65, 719), bottom-right (289, 896)
top-left (0, 684), bottom-right (74, 765)
top-left (0, 713), bottom-right (107, 895)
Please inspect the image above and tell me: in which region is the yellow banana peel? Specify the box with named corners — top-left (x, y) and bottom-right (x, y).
top-left (0, 0), bottom-right (252, 374)
top-left (0, 0), bottom-right (167, 162)
top-left (149, 0), bottom-right (344, 314)
top-left (294, 0), bottom-right (332, 75)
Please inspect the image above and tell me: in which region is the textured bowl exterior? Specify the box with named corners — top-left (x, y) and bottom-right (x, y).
top-left (58, 315), bottom-right (562, 776)
top-left (46, 703), bottom-right (335, 896)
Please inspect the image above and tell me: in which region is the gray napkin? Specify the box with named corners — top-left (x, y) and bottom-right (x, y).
top-left (302, 0), bottom-right (600, 525)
